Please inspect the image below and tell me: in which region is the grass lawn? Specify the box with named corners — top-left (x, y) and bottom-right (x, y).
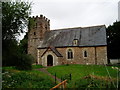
top-left (32, 64), bottom-right (45, 69)
top-left (47, 64), bottom-right (120, 88)
top-left (2, 66), bottom-right (55, 88)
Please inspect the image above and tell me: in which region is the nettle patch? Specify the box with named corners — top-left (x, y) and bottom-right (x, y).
top-left (71, 74), bottom-right (118, 88)
top-left (2, 69), bottom-right (55, 88)
top-left (2, 71), bottom-right (17, 88)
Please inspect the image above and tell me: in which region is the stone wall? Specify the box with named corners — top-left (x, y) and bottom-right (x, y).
top-left (96, 46), bottom-right (107, 64)
top-left (38, 46), bottom-right (107, 66)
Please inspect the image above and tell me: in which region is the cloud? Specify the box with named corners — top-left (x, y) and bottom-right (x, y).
top-left (28, 0), bottom-right (119, 30)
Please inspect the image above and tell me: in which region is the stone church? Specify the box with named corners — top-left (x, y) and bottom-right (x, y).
top-left (28, 15), bottom-right (108, 66)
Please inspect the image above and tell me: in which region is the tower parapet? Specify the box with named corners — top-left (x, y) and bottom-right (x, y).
top-left (29, 15), bottom-right (50, 31)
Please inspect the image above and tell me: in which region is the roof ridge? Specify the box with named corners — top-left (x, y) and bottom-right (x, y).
top-left (51, 24), bottom-right (105, 31)
top-left (51, 27), bottom-right (81, 31)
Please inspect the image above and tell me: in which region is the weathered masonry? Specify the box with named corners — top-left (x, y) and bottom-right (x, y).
top-left (28, 15), bottom-right (107, 66)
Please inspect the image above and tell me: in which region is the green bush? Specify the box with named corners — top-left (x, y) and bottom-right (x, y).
top-left (15, 54), bottom-right (34, 70)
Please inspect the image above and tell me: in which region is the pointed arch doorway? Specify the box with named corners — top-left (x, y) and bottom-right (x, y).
top-left (47, 55), bottom-right (53, 66)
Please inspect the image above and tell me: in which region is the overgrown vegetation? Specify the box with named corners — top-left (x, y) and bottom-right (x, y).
top-left (28, 17), bottom-right (36, 31)
top-left (2, 0), bottom-right (34, 70)
top-left (15, 54), bottom-right (34, 70)
top-left (72, 75), bottom-right (119, 88)
top-left (2, 67), bottom-right (55, 88)
top-left (47, 64), bottom-right (120, 88)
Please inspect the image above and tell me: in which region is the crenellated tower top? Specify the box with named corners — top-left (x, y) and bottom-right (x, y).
top-left (29, 14), bottom-right (50, 39)
top-left (29, 14), bottom-right (50, 31)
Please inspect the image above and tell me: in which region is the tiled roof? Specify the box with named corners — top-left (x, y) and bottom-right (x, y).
top-left (38, 25), bottom-right (107, 48)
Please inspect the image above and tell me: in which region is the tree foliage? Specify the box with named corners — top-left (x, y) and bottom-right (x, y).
top-left (15, 54), bottom-right (34, 70)
top-left (107, 21), bottom-right (120, 59)
top-left (28, 18), bottom-right (36, 31)
top-left (19, 32), bottom-right (28, 54)
top-left (2, 1), bottom-right (31, 40)
top-left (2, 39), bottom-right (19, 66)
top-left (2, 0), bottom-right (33, 70)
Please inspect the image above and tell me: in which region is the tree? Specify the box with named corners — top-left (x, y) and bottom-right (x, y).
top-left (19, 32), bottom-right (28, 54)
top-left (2, 0), bottom-right (32, 68)
top-left (2, 39), bottom-right (19, 66)
top-left (2, 1), bottom-right (31, 40)
top-left (107, 21), bottom-right (120, 59)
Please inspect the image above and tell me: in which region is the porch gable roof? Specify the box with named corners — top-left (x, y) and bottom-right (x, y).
top-left (41, 46), bottom-right (63, 57)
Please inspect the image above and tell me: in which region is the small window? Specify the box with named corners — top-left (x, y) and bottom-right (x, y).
top-left (35, 23), bottom-right (37, 28)
top-left (73, 39), bottom-right (78, 46)
top-left (67, 49), bottom-right (73, 59)
top-left (34, 32), bottom-right (36, 35)
top-left (45, 26), bottom-right (47, 30)
top-left (84, 51), bottom-right (87, 57)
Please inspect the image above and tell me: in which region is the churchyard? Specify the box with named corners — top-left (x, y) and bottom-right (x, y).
top-left (2, 64), bottom-right (120, 89)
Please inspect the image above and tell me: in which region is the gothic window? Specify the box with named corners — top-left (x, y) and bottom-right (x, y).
top-left (67, 49), bottom-right (73, 59)
top-left (84, 51), bottom-right (87, 57)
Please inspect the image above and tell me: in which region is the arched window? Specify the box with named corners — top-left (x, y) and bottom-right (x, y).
top-left (67, 49), bottom-right (73, 59)
top-left (84, 51), bottom-right (87, 57)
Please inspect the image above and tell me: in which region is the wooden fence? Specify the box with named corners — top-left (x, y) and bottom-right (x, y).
top-left (50, 80), bottom-right (67, 90)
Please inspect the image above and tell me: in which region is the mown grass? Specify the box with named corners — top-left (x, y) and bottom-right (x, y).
top-left (2, 66), bottom-right (55, 88)
top-left (32, 65), bottom-right (44, 69)
top-left (47, 64), bottom-right (120, 88)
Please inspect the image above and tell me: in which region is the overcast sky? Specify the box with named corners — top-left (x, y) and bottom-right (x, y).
top-left (28, 0), bottom-right (119, 30)
top-left (19, 0), bottom-right (119, 40)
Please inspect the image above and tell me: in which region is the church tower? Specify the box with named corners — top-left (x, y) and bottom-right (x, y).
top-left (28, 15), bottom-right (50, 64)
